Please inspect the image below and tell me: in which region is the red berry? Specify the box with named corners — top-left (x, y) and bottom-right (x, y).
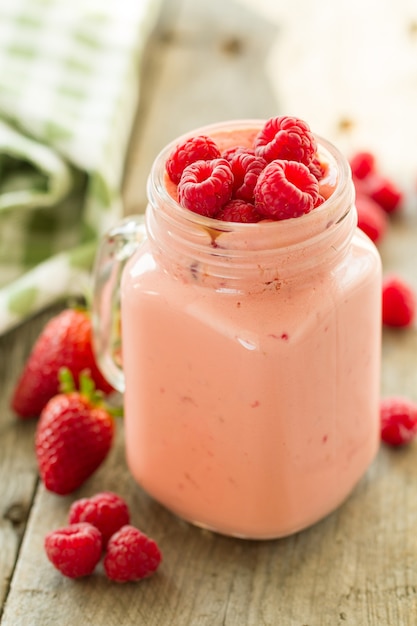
top-left (350, 151), bottom-right (402, 214)
top-left (367, 174), bottom-right (403, 214)
top-left (11, 308), bottom-right (113, 419)
top-left (44, 522), bottom-right (102, 578)
top-left (228, 151), bottom-right (267, 202)
top-left (35, 375), bottom-right (115, 494)
top-left (254, 159), bottom-right (319, 220)
top-left (380, 396), bottom-right (417, 446)
top-left (103, 525), bottom-right (162, 582)
top-left (382, 275), bottom-right (416, 328)
top-left (254, 116), bottom-right (317, 165)
top-left (349, 151), bottom-right (376, 179)
top-left (216, 199), bottom-right (263, 223)
top-left (166, 135), bottom-right (221, 184)
top-left (308, 155), bottom-right (325, 181)
top-left (178, 158), bottom-right (234, 217)
top-left (355, 193), bottom-right (388, 244)
top-left (314, 195), bottom-right (326, 208)
top-left (222, 145), bottom-right (255, 161)
top-left (69, 492), bottom-right (130, 546)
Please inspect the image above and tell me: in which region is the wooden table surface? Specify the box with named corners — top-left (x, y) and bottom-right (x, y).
top-left (1, 1), bottom-right (417, 624)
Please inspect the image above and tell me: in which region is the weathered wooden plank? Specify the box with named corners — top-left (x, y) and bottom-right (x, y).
top-left (0, 308), bottom-right (63, 619)
top-left (2, 438), bottom-right (417, 626)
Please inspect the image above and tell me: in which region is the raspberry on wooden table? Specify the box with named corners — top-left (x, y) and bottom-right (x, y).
top-left (254, 116), bottom-right (317, 166)
top-left (166, 135), bottom-right (221, 184)
top-left (178, 158), bottom-right (234, 217)
top-left (367, 175), bottom-right (403, 214)
top-left (349, 151), bottom-right (376, 180)
top-left (380, 396), bottom-right (417, 446)
top-left (69, 492), bottom-right (130, 546)
top-left (382, 275), bottom-right (416, 328)
top-left (350, 149), bottom-right (403, 214)
top-left (355, 193), bottom-right (388, 244)
top-left (44, 522), bottom-right (102, 578)
top-left (254, 159), bottom-right (319, 220)
top-left (103, 525), bottom-right (162, 582)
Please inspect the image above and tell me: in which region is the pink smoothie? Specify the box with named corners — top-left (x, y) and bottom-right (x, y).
top-left (120, 122), bottom-right (381, 538)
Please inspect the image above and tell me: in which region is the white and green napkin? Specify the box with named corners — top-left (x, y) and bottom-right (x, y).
top-left (0, 0), bottom-right (161, 333)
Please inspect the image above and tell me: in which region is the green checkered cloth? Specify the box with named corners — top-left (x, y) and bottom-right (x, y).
top-left (0, 0), bottom-right (161, 333)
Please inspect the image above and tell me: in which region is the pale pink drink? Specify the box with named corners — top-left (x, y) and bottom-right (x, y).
top-left (94, 120), bottom-right (382, 539)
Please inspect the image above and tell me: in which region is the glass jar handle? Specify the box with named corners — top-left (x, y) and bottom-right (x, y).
top-left (92, 214), bottom-right (147, 393)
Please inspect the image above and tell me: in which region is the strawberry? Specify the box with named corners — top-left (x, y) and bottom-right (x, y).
top-left (11, 308), bottom-right (113, 419)
top-left (35, 369), bottom-right (116, 495)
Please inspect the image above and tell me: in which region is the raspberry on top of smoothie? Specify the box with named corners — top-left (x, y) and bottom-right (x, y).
top-left (165, 116), bottom-right (335, 223)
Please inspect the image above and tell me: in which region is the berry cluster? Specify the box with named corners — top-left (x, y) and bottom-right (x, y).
top-left (350, 156), bottom-right (417, 447)
top-left (45, 492), bottom-right (162, 582)
top-left (166, 116), bottom-right (327, 223)
top-left (349, 153), bottom-right (416, 332)
top-left (11, 309), bottom-right (121, 495)
top-left (349, 150), bottom-right (403, 245)
top-left (10, 311), bottom-right (162, 582)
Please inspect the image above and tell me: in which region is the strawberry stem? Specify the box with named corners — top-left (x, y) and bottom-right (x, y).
top-left (79, 370), bottom-right (96, 397)
top-left (58, 367), bottom-right (76, 394)
top-left (58, 366), bottom-right (123, 417)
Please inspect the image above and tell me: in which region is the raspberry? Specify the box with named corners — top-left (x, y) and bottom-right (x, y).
top-left (367, 174), bottom-right (403, 214)
top-left (166, 135), bottom-right (221, 184)
top-left (349, 151), bottom-right (376, 179)
top-left (228, 151), bottom-right (267, 202)
top-left (355, 193), bottom-right (388, 244)
top-left (216, 199), bottom-right (263, 223)
top-left (254, 116), bottom-right (317, 165)
top-left (314, 194), bottom-right (326, 208)
top-left (254, 159), bottom-right (319, 220)
top-left (69, 492), bottom-right (130, 547)
top-left (44, 522), bottom-right (102, 578)
top-left (380, 396), bottom-right (417, 446)
top-left (178, 158), bottom-right (234, 217)
top-left (222, 145), bottom-right (255, 161)
top-left (308, 155), bottom-right (325, 181)
top-left (103, 525), bottom-right (162, 582)
top-left (382, 275), bottom-right (416, 328)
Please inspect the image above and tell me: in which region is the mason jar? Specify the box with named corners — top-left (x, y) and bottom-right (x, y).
top-left (93, 120), bottom-right (382, 539)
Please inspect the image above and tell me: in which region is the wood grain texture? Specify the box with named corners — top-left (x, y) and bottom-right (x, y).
top-left (0, 311), bottom-right (51, 618)
top-left (2, 0), bottom-right (417, 624)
